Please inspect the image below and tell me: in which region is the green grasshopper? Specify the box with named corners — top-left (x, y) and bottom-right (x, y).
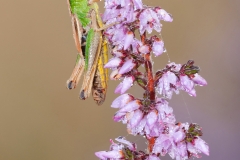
top-left (66, 0), bottom-right (109, 105)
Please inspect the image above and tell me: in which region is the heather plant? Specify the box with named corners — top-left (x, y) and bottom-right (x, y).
top-left (95, 0), bottom-right (209, 159)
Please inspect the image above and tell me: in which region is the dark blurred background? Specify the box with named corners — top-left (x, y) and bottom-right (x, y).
top-left (0, 0), bottom-right (239, 159)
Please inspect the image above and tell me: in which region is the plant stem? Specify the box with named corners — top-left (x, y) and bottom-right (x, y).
top-left (141, 33), bottom-right (155, 102)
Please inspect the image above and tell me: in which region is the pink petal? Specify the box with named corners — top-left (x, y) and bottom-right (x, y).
top-left (119, 59), bottom-right (136, 74)
top-left (113, 112), bottom-right (126, 122)
top-left (114, 83), bottom-right (123, 94)
top-left (133, 0), bottom-right (143, 9)
top-left (95, 150), bottom-right (123, 159)
top-left (188, 89), bottom-right (196, 97)
top-left (173, 130), bottom-right (185, 143)
top-left (139, 44), bottom-right (150, 54)
top-left (149, 125), bottom-right (160, 137)
top-left (115, 136), bottom-right (136, 151)
top-left (147, 154), bottom-right (161, 160)
top-left (115, 76), bottom-right (135, 94)
top-left (95, 151), bottom-right (107, 159)
top-left (124, 31), bottom-right (134, 50)
top-left (118, 100), bottom-right (141, 113)
top-left (152, 40), bottom-right (164, 56)
top-left (133, 116), bottom-right (146, 135)
top-left (129, 109), bottom-right (143, 128)
top-left (104, 57), bottom-right (122, 68)
top-left (194, 138), bottom-right (209, 156)
top-left (156, 8), bottom-right (173, 22)
top-left (167, 71), bottom-right (177, 85)
top-left (177, 142), bottom-right (188, 157)
top-left (112, 47), bottom-right (124, 57)
top-left (186, 142), bottom-right (201, 158)
top-left (111, 94), bottom-right (133, 108)
top-left (146, 110), bottom-right (158, 130)
top-left (180, 75), bottom-right (194, 91)
top-left (192, 73), bottom-right (207, 86)
top-left (153, 135), bottom-right (172, 155)
top-left (167, 62), bottom-right (182, 72)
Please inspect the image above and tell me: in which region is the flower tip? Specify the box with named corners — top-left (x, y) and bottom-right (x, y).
top-left (189, 89), bottom-right (197, 97)
top-left (114, 83), bottom-right (122, 94)
top-left (118, 59), bottom-right (136, 74)
top-left (95, 151), bottom-right (106, 159)
top-left (192, 74), bottom-right (207, 86)
top-left (124, 31), bottom-right (134, 50)
top-left (104, 58), bottom-right (121, 68)
top-left (111, 94), bottom-right (133, 109)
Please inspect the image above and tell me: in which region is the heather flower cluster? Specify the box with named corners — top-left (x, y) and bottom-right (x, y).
top-left (95, 0), bottom-right (209, 160)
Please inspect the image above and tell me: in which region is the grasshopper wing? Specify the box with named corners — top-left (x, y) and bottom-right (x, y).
top-left (92, 38), bottom-right (109, 105)
top-left (79, 9), bottom-right (103, 100)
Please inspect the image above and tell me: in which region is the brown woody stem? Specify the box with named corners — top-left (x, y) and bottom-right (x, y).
top-left (141, 33), bottom-right (155, 102)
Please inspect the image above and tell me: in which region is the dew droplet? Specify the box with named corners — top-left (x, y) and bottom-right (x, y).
top-left (163, 48), bottom-right (167, 53)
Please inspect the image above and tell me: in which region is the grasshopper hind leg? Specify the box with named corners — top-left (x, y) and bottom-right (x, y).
top-left (66, 54), bottom-right (85, 90)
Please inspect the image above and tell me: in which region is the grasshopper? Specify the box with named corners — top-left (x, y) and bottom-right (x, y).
top-left (66, 0), bottom-right (109, 105)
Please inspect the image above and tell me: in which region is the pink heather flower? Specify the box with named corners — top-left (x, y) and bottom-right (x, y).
top-left (187, 138), bottom-right (209, 158)
top-left (95, 150), bottom-right (123, 159)
top-left (103, 0), bottom-right (142, 23)
top-left (169, 141), bottom-right (188, 160)
top-left (96, 137), bottom-right (151, 160)
top-left (115, 136), bottom-right (136, 151)
top-left (180, 75), bottom-right (196, 97)
top-left (139, 44), bottom-right (150, 54)
top-left (132, 0), bottom-right (143, 9)
top-left (124, 31), bottom-right (134, 50)
top-left (153, 133), bottom-right (172, 156)
top-left (104, 57), bottom-right (122, 68)
top-left (147, 154), bottom-right (161, 160)
top-left (112, 47), bottom-right (125, 57)
top-left (120, 3), bottom-right (135, 23)
top-left (173, 130), bottom-right (186, 143)
top-left (102, 8), bottom-right (120, 22)
top-left (129, 109), bottom-right (144, 128)
top-left (118, 59), bottom-right (136, 74)
top-left (100, 1), bottom-right (209, 159)
top-left (146, 110), bottom-right (158, 130)
top-left (115, 76), bottom-right (135, 94)
top-left (115, 99), bottom-right (176, 137)
top-left (194, 137), bottom-right (210, 156)
top-left (191, 73), bottom-right (207, 86)
top-left (104, 0), bottom-right (120, 9)
top-left (152, 40), bottom-right (164, 56)
top-left (166, 62), bottom-right (182, 72)
top-left (157, 71), bottom-right (178, 99)
top-left (95, 137), bottom-right (137, 159)
top-left (113, 112), bottom-right (126, 122)
top-left (127, 116), bottom-right (147, 135)
top-left (155, 7), bottom-right (173, 22)
top-left (118, 100), bottom-right (141, 113)
top-left (156, 100), bottom-right (176, 124)
top-left (131, 39), bottom-right (141, 54)
top-left (111, 94), bottom-right (134, 108)
top-left (139, 8), bottom-right (161, 35)
top-left (110, 25), bottom-right (128, 47)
